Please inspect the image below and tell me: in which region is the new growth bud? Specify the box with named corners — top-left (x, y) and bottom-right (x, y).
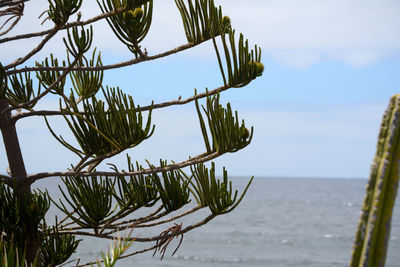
top-left (249, 61), bottom-right (264, 76)
top-left (221, 16), bottom-right (231, 27)
top-left (256, 62), bottom-right (264, 75)
top-left (133, 7), bottom-right (144, 19)
top-left (241, 127), bottom-right (250, 140)
top-left (123, 8), bottom-right (143, 20)
top-left (123, 10), bottom-right (134, 20)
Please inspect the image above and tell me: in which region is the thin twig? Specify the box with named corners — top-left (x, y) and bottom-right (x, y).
top-left (106, 205), bottom-right (164, 229)
top-left (79, 150), bottom-right (121, 172)
top-left (152, 222), bottom-right (183, 260)
top-left (135, 206), bottom-right (202, 228)
top-left (63, 205), bottom-right (164, 232)
top-left (98, 206), bottom-right (164, 234)
top-left (59, 214), bottom-right (216, 242)
top-left (72, 154), bottom-right (92, 172)
top-left (105, 209), bottom-right (169, 234)
top-left (0, 2), bottom-right (24, 35)
top-left (0, 15), bottom-right (20, 36)
top-left (105, 205), bottom-right (203, 236)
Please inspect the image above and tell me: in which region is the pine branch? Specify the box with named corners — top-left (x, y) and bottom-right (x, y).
top-left (6, 42), bottom-right (199, 75)
top-left (27, 152), bottom-right (219, 182)
top-left (100, 205), bottom-right (164, 230)
top-left (104, 206), bottom-right (203, 235)
top-left (133, 205), bottom-right (202, 228)
top-left (73, 150), bottom-right (121, 172)
top-left (12, 83), bottom-right (232, 121)
top-left (57, 213), bottom-right (216, 243)
top-left (0, 152), bottom-right (219, 183)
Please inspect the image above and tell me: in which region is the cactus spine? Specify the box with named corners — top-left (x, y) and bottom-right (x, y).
top-left (350, 94), bottom-right (400, 267)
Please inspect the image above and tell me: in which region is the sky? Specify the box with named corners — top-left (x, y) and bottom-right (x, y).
top-left (0, 0), bottom-right (400, 178)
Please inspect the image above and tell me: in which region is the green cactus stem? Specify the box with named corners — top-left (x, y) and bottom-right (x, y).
top-left (350, 94), bottom-right (400, 267)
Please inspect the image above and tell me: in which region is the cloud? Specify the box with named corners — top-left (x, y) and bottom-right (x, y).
top-left (218, 0), bottom-right (400, 67)
top-left (2, 1), bottom-right (399, 67)
top-left (221, 103), bottom-right (385, 178)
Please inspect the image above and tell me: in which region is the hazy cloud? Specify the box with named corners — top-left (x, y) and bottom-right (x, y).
top-left (219, 0), bottom-right (400, 67)
top-left (2, 1), bottom-right (399, 67)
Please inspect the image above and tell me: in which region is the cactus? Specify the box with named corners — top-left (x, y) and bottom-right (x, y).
top-left (350, 94), bottom-right (400, 267)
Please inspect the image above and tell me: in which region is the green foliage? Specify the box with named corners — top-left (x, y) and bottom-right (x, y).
top-left (1, 235), bottom-right (38, 267)
top-left (98, 0), bottom-right (153, 56)
top-left (112, 158), bottom-right (159, 211)
top-left (175, 0), bottom-right (228, 44)
top-left (30, 190), bottom-right (51, 228)
top-left (36, 54), bottom-right (67, 95)
top-left (46, 87), bottom-right (155, 158)
top-left (0, 0), bottom-right (264, 264)
top-left (175, 0), bottom-right (263, 87)
top-left (215, 30), bottom-right (262, 87)
top-left (47, 0), bottom-right (83, 25)
top-left (40, 220), bottom-right (80, 266)
top-left (70, 49), bottom-right (104, 100)
top-left (196, 93), bottom-right (253, 154)
top-left (189, 162), bottom-right (253, 215)
top-left (0, 183), bottom-right (20, 245)
top-left (0, 184), bottom-right (50, 263)
top-left (149, 160), bottom-right (191, 212)
top-left (6, 72), bottom-right (39, 109)
top-left (97, 232), bottom-right (133, 267)
top-left (56, 176), bottom-right (116, 231)
top-left (63, 25), bottom-right (93, 58)
top-left (0, 184), bottom-right (46, 249)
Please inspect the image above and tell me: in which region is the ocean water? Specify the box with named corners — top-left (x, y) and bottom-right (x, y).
top-left (36, 177), bottom-right (400, 267)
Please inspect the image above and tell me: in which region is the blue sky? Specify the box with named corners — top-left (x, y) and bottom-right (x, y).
top-left (1, 1), bottom-right (400, 178)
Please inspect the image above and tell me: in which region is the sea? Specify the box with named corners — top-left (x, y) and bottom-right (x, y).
top-left (35, 177), bottom-right (400, 267)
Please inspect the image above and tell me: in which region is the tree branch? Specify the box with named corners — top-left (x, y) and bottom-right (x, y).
top-left (0, 152), bottom-right (219, 183)
top-left (0, 15), bottom-right (20, 37)
top-left (76, 150), bottom-right (122, 172)
top-left (0, 0), bottom-right (29, 9)
top-left (20, 151), bottom-right (220, 183)
top-left (6, 42), bottom-right (199, 75)
top-left (4, 25), bottom-right (61, 69)
top-left (105, 205), bottom-right (203, 236)
top-left (102, 206), bottom-right (166, 231)
top-left (59, 205), bottom-right (164, 231)
top-left (0, 4), bottom-right (127, 43)
top-left (12, 83), bottom-right (232, 121)
top-left (72, 154), bottom-right (92, 172)
top-left (59, 213), bottom-right (216, 243)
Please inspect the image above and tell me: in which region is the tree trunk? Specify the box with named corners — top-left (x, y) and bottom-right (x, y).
top-left (0, 98), bottom-right (41, 265)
